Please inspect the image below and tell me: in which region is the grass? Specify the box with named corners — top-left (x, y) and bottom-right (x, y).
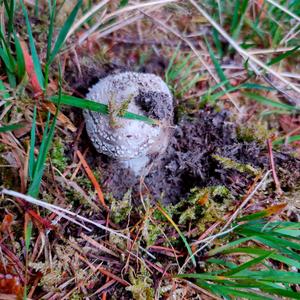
top-left (0, 0), bottom-right (299, 299)
top-left (178, 216), bottom-right (300, 299)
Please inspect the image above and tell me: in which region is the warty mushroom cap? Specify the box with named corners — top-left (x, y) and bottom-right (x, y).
top-left (83, 72), bottom-right (173, 174)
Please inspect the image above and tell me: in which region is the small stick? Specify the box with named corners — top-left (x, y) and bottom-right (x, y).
top-left (76, 150), bottom-right (109, 210)
top-left (267, 138), bottom-right (283, 195)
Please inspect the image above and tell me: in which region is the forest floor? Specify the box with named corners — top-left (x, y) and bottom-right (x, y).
top-left (0, 1), bottom-right (300, 299)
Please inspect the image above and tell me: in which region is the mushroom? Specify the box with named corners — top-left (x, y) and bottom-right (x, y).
top-left (83, 72), bottom-right (173, 175)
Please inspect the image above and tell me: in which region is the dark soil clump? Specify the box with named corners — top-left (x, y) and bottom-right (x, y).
top-left (97, 108), bottom-right (300, 203)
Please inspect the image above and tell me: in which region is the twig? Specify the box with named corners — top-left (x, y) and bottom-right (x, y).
top-left (76, 150), bottom-right (108, 210)
top-left (1, 189), bottom-right (156, 260)
top-left (267, 139), bottom-right (283, 195)
top-left (220, 170), bottom-right (271, 232)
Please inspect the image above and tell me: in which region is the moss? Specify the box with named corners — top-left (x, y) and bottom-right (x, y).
top-left (142, 219), bottom-right (162, 247)
top-left (65, 188), bottom-right (99, 211)
top-left (51, 137), bottom-right (68, 172)
top-left (167, 186), bottom-right (233, 233)
top-left (108, 94), bottom-right (133, 128)
top-left (126, 266), bottom-right (154, 300)
top-left (70, 293), bottom-right (83, 300)
top-left (109, 190), bottom-right (132, 224)
top-left (75, 169), bottom-right (101, 192)
top-left (237, 123), bottom-right (272, 144)
top-left (213, 154), bottom-right (261, 176)
top-left (109, 229), bottom-right (131, 251)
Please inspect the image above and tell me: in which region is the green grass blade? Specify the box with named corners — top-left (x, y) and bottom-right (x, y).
top-left (230, 270), bottom-right (300, 284)
top-left (254, 234), bottom-right (300, 251)
top-left (212, 28), bottom-right (223, 57)
top-left (170, 54), bottom-right (192, 81)
top-left (208, 236), bottom-right (252, 256)
top-left (0, 123), bottom-right (24, 132)
top-left (50, 94), bottom-right (156, 125)
top-left (28, 112), bottom-right (51, 194)
top-left (165, 43), bottom-right (181, 83)
top-left (210, 285), bottom-right (272, 300)
top-left (205, 39), bottom-right (230, 89)
top-left (268, 46), bottom-right (300, 66)
top-left (3, 0), bottom-right (15, 38)
top-left (273, 134), bottom-right (300, 145)
top-left (179, 270), bottom-right (300, 284)
top-left (20, 0), bottom-right (44, 89)
top-left (27, 113), bottom-right (56, 196)
top-left (0, 80), bottom-right (10, 99)
top-left (25, 219), bottom-right (32, 253)
top-left (0, 31), bottom-right (16, 72)
top-left (230, 0), bottom-right (241, 35)
top-left (157, 204), bottom-right (196, 267)
top-left (46, 0), bottom-right (57, 63)
top-left (222, 252), bottom-right (272, 276)
top-left (119, 0), bottom-right (129, 8)
top-left (14, 32), bottom-right (26, 80)
top-left (231, 0), bottom-right (249, 41)
top-left (28, 65), bottom-right (62, 197)
top-left (223, 247), bottom-right (300, 269)
top-left (47, 0), bottom-right (82, 65)
top-left (244, 92), bottom-right (298, 111)
top-left (29, 105), bottom-right (37, 180)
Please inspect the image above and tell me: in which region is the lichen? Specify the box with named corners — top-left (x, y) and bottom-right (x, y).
top-left (213, 154), bottom-right (261, 176)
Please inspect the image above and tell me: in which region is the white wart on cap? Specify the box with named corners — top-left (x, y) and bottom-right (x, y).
top-left (83, 72), bottom-right (173, 175)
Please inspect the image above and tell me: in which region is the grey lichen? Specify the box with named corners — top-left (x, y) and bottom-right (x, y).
top-left (83, 72), bottom-right (173, 175)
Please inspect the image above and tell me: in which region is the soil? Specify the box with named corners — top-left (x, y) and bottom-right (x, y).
top-left (64, 56), bottom-right (300, 204)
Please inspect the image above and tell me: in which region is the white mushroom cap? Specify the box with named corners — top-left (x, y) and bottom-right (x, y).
top-left (83, 72), bottom-right (173, 174)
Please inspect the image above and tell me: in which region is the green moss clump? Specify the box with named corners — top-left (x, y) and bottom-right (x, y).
top-left (108, 94), bottom-right (133, 128)
top-left (163, 186), bottom-right (233, 235)
top-left (213, 154), bottom-right (261, 176)
top-left (51, 137), bottom-right (68, 172)
top-left (237, 124), bottom-right (272, 144)
top-left (109, 190), bottom-right (132, 224)
top-left (126, 266), bottom-right (154, 300)
top-left (70, 293), bottom-right (83, 300)
top-left (142, 219), bottom-right (162, 247)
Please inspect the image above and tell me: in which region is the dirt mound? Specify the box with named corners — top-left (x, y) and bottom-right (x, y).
top-left (97, 108), bottom-right (300, 203)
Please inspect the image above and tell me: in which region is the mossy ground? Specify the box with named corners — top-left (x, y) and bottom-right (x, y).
top-left (1, 1), bottom-right (300, 299)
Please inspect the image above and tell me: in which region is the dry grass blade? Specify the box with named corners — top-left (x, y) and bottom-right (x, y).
top-left (76, 150), bottom-right (108, 210)
top-left (143, 11), bottom-right (241, 111)
top-left (80, 232), bottom-right (118, 257)
top-left (189, 0), bottom-right (300, 102)
top-left (220, 170), bottom-right (271, 232)
top-left (67, 0), bottom-right (110, 39)
top-left (1, 189), bottom-right (156, 259)
top-left (78, 0), bottom-right (177, 45)
top-left (265, 0), bottom-right (300, 23)
top-left (93, 8), bottom-right (155, 40)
